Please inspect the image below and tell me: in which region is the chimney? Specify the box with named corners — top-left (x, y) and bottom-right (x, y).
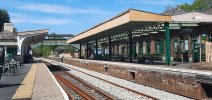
top-left (3, 23), bottom-right (14, 33)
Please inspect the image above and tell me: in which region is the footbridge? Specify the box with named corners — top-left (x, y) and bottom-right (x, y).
top-left (31, 34), bottom-right (79, 49)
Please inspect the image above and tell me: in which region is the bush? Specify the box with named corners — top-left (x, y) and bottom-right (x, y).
top-left (174, 57), bottom-right (182, 62)
top-left (138, 56), bottom-right (146, 64)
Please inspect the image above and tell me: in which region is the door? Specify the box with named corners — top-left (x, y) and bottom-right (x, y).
top-left (0, 46), bottom-right (5, 65)
top-left (146, 41), bottom-right (150, 58)
top-left (132, 44), bottom-right (136, 58)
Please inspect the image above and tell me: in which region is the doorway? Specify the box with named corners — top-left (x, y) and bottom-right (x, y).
top-left (0, 46), bottom-right (5, 65)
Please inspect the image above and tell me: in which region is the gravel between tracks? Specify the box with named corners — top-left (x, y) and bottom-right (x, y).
top-left (69, 70), bottom-right (151, 100)
top-left (40, 58), bottom-right (193, 100)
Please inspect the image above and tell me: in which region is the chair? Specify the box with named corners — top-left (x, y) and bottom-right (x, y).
top-left (15, 56), bottom-right (22, 69)
top-left (2, 64), bottom-right (10, 76)
top-left (15, 61), bottom-right (22, 69)
top-left (9, 62), bottom-right (19, 75)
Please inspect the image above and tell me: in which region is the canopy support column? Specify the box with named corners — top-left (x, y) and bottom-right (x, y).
top-left (109, 36), bottom-right (112, 61)
top-left (95, 40), bottom-right (98, 60)
top-left (86, 42), bottom-right (89, 59)
top-left (79, 43), bottom-right (82, 59)
top-left (164, 22), bottom-right (171, 65)
top-left (129, 31), bottom-right (133, 63)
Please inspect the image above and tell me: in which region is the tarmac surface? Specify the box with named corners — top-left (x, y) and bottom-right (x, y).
top-left (0, 63), bottom-right (68, 100)
top-left (0, 64), bottom-right (31, 100)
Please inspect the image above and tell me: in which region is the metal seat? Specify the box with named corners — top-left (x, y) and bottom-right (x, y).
top-left (2, 64), bottom-right (10, 76)
top-left (9, 62), bottom-right (19, 75)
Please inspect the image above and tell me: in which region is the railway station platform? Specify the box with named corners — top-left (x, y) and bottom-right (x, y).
top-left (0, 63), bottom-right (68, 100)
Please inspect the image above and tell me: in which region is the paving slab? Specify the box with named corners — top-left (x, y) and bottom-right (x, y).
top-left (1, 63), bottom-right (68, 100)
top-left (31, 63), bottom-right (68, 100)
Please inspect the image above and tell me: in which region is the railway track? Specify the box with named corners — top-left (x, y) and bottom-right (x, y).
top-left (54, 71), bottom-right (114, 100)
top-left (56, 63), bottom-right (159, 100)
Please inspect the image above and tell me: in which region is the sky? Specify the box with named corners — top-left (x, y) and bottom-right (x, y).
top-left (0, 0), bottom-right (194, 35)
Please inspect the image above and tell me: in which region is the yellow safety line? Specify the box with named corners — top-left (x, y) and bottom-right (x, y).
top-left (12, 64), bottom-right (36, 100)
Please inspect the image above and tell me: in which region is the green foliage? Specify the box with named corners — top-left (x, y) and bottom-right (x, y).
top-left (32, 46), bottom-right (44, 57)
top-left (33, 46), bottom-right (56, 57)
top-left (178, 0), bottom-right (212, 12)
top-left (33, 45), bottom-right (76, 57)
top-left (64, 46), bottom-right (76, 53)
top-left (13, 27), bottom-right (18, 34)
top-left (0, 9), bottom-right (10, 31)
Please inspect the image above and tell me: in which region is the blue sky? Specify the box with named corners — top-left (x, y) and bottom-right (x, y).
top-left (0, 0), bottom-right (193, 35)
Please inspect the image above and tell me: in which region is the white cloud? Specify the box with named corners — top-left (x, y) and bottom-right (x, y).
top-left (10, 13), bottom-right (74, 25)
top-left (118, 0), bottom-right (178, 6)
top-left (17, 3), bottom-right (110, 15)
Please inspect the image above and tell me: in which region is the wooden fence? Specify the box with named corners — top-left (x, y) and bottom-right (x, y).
top-left (206, 42), bottom-right (212, 62)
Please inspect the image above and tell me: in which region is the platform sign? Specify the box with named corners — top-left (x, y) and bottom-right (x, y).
top-left (193, 36), bottom-right (200, 62)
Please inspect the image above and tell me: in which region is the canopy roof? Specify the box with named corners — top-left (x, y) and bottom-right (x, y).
top-left (18, 29), bottom-right (49, 36)
top-left (67, 9), bottom-right (171, 44)
top-left (67, 9), bottom-right (212, 44)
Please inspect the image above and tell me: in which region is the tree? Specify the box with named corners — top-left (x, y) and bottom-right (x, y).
top-left (178, 0), bottom-right (212, 12)
top-left (0, 9), bottom-right (10, 31)
top-left (13, 27), bottom-right (18, 34)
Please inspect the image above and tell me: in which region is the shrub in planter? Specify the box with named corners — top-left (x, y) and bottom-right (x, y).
top-left (138, 56), bottom-right (146, 64)
top-left (174, 57), bottom-right (182, 62)
top-left (119, 55), bottom-right (125, 62)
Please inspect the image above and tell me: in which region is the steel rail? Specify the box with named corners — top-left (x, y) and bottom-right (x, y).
top-left (55, 78), bottom-right (75, 100)
top-left (54, 74), bottom-right (95, 100)
top-left (63, 71), bottom-right (114, 100)
top-left (61, 64), bottom-right (158, 100)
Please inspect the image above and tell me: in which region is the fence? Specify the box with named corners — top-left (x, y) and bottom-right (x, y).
top-left (206, 42), bottom-right (212, 62)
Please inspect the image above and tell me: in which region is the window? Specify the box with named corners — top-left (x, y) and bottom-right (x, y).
top-left (143, 45), bottom-right (146, 54)
top-left (155, 40), bottom-right (160, 54)
top-left (185, 39), bottom-right (189, 51)
top-left (146, 40), bottom-right (150, 54)
top-left (174, 39), bottom-right (178, 52)
top-left (140, 42), bottom-right (143, 54)
top-left (180, 38), bottom-right (189, 52)
top-left (159, 40), bottom-right (164, 53)
top-left (209, 32), bottom-right (212, 42)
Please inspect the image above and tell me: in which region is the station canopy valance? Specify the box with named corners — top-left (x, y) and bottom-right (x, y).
top-left (67, 9), bottom-right (212, 44)
top-left (18, 29), bottom-right (49, 46)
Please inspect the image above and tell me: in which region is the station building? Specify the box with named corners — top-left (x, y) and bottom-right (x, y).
top-left (0, 23), bottom-right (48, 64)
top-left (67, 9), bottom-right (212, 65)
